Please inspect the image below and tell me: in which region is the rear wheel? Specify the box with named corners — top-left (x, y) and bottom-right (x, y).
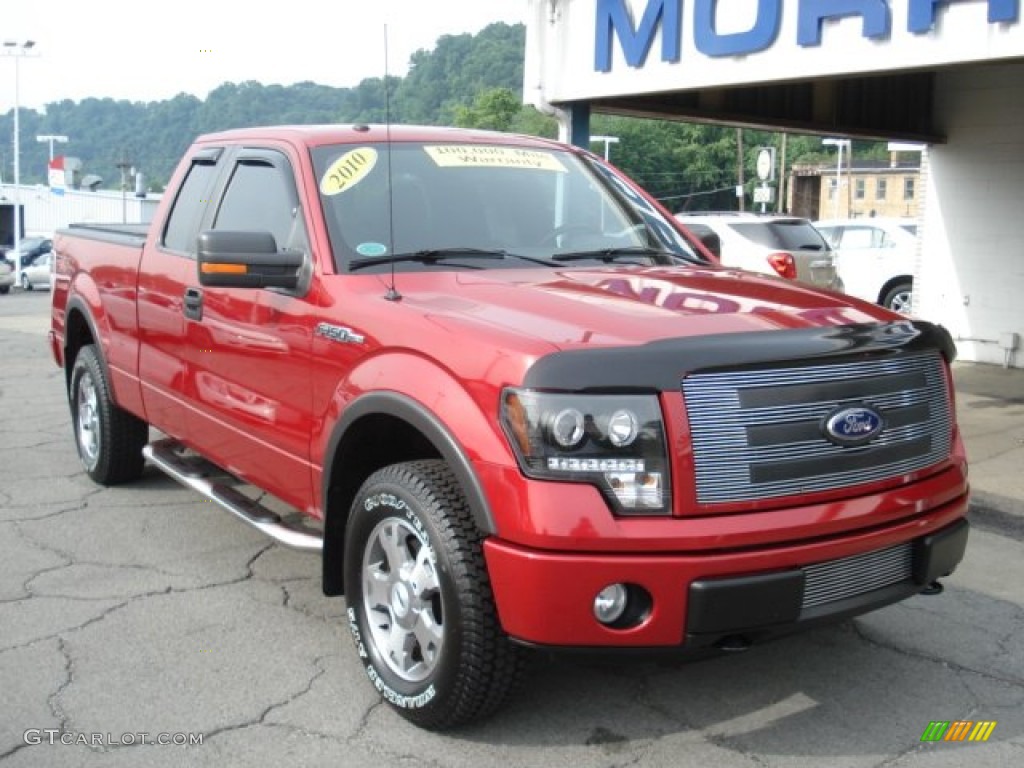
top-left (70, 345), bottom-right (148, 484)
top-left (344, 460), bottom-right (526, 729)
top-left (882, 282), bottom-right (913, 314)
top-left (0, 285), bottom-right (9, 295)
top-left (20, 273), bottom-right (32, 291)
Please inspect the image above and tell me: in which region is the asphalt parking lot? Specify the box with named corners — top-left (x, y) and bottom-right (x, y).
top-left (2, 288), bottom-right (1022, 767)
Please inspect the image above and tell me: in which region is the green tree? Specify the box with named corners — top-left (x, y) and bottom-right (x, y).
top-left (453, 88), bottom-right (523, 131)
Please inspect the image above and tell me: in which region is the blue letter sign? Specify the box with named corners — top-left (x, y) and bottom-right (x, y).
top-left (694, 0), bottom-right (783, 57)
top-left (592, 0), bottom-right (1021, 71)
top-left (797, 0), bottom-right (891, 46)
top-left (908, 0), bottom-right (1019, 33)
top-left (595, 0), bottom-right (682, 72)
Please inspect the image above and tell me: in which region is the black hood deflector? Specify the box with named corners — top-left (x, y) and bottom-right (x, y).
top-left (522, 321), bottom-right (956, 392)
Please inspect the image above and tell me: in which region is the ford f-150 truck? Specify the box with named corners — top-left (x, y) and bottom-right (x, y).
top-left (50, 125), bottom-right (969, 730)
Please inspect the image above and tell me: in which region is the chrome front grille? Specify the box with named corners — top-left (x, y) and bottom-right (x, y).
top-left (801, 543), bottom-right (913, 610)
top-left (682, 352), bottom-right (951, 504)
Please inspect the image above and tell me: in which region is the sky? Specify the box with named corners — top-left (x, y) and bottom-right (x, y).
top-left (2, 0), bottom-right (527, 112)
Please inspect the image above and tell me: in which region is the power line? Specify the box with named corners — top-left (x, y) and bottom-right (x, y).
top-left (632, 168), bottom-right (732, 178)
top-left (657, 184), bottom-right (738, 203)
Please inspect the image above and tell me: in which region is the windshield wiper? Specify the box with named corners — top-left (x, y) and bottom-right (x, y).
top-left (350, 248), bottom-right (510, 271)
top-left (350, 248), bottom-right (562, 271)
top-left (552, 246), bottom-right (697, 265)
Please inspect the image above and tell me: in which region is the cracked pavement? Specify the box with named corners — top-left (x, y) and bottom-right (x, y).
top-left (2, 291), bottom-right (1022, 767)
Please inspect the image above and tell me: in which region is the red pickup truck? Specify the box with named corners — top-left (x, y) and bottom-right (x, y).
top-left (50, 125), bottom-right (969, 729)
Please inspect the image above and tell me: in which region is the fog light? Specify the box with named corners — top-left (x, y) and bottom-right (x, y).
top-left (593, 583), bottom-right (628, 625)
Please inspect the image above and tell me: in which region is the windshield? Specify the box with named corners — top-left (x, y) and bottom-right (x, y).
top-left (311, 142), bottom-right (702, 273)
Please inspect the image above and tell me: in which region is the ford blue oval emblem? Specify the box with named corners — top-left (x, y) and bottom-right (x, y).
top-left (823, 405), bottom-right (885, 446)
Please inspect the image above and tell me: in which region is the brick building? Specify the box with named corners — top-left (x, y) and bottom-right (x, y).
top-left (788, 152), bottom-right (922, 221)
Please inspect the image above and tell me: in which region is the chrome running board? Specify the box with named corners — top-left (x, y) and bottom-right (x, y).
top-left (143, 438), bottom-right (323, 552)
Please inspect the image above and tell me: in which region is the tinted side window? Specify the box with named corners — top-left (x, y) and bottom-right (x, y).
top-left (680, 223), bottom-right (721, 258)
top-left (731, 221), bottom-right (828, 251)
top-left (214, 161), bottom-right (296, 249)
top-left (163, 161), bottom-right (219, 253)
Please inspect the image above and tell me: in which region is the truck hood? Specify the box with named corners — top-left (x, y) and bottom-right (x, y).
top-left (399, 264), bottom-right (891, 353)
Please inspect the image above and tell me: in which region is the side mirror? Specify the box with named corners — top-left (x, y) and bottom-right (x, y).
top-left (196, 230), bottom-right (302, 289)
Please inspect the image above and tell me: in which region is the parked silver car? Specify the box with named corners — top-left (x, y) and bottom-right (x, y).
top-left (19, 251), bottom-right (54, 291)
top-left (6, 236), bottom-right (53, 269)
top-left (676, 213), bottom-right (841, 291)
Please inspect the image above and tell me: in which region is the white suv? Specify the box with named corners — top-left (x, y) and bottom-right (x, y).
top-left (676, 213), bottom-right (840, 291)
top-left (814, 218), bottom-right (917, 313)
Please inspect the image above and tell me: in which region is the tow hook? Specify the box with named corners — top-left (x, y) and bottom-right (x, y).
top-left (921, 580), bottom-right (944, 595)
top-left (715, 635), bottom-right (752, 652)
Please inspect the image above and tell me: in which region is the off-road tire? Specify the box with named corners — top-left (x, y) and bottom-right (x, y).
top-left (344, 459), bottom-right (526, 729)
top-left (70, 345), bottom-right (148, 484)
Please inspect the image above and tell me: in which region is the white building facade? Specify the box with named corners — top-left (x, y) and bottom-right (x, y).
top-left (525, 0), bottom-right (1024, 367)
top-left (0, 183), bottom-right (158, 239)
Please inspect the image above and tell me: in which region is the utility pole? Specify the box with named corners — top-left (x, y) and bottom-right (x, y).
top-left (847, 142), bottom-right (854, 217)
top-left (776, 133), bottom-right (788, 213)
top-left (736, 128), bottom-right (745, 212)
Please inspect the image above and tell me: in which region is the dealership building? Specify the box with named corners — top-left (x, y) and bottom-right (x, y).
top-left (525, 0), bottom-right (1023, 368)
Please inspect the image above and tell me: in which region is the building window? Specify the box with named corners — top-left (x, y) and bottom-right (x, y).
top-left (876, 178), bottom-right (887, 200)
top-left (828, 179), bottom-right (837, 200)
top-left (904, 178), bottom-right (915, 200)
top-left (855, 179), bottom-right (865, 199)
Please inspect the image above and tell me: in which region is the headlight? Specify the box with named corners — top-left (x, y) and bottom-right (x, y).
top-left (500, 389), bottom-right (671, 515)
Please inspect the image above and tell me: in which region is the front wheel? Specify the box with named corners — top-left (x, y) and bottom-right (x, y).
top-left (344, 460), bottom-right (526, 729)
top-left (20, 273), bottom-right (32, 291)
top-left (70, 345), bottom-right (149, 484)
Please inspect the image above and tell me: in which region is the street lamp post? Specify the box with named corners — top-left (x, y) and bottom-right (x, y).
top-left (3, 39), bottom-right (37, 285)
top-left (822, 138), bottom-right (851, 219)
top-left (37, 134), bottom-right (69, 162)
top-left (116, 157), bottom-right (133, 224)
top-left (590, 134), bottom-right (620, 161)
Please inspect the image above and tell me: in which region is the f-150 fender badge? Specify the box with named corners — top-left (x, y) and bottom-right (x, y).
top-left (822, 405), bottom-right (885, 447)
top-left (315, 322), bottom-right (365, 345)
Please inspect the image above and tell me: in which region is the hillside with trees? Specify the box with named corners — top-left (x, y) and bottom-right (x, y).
top-left (0, 22), bottom-right (880, 209)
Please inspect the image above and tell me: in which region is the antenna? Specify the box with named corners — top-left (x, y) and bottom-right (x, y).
top-left (383, 24), bottom-right (401, 302)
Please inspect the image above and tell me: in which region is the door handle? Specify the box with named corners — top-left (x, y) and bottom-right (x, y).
top-left (183, 287), bottom-right (204, 321)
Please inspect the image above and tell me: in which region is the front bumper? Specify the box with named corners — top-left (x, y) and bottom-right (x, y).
top-left (484, 503), bottom-right (968, 649)
top-left (683, 518), bottom-right (967, 648)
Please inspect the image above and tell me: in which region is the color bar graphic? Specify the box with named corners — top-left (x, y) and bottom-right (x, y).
top-left (920, 720), bottom-right (996, 742)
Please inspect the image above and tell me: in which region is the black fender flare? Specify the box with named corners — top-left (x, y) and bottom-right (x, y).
top-left (320, 391), bottom-right (497, 595)
top-left (63, 296), bottom-right (110, 397)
